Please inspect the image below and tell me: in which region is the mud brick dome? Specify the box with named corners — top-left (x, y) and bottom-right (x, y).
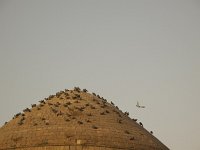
top-left (0, 87), bottom-right (169, 150)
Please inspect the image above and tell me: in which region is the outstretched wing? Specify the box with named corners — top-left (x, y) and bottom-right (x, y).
top-left (137, 101), bottom-right (145, 108)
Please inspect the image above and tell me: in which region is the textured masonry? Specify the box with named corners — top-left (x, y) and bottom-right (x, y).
top-left (0, 88), bottom-right (169, 150)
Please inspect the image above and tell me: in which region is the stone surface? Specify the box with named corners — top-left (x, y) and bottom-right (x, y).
top-left (0, 88), bottom-right (169, 150)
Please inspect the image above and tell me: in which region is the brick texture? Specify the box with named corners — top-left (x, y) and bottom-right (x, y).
top-left (0, 88), bottom-right (169, 150)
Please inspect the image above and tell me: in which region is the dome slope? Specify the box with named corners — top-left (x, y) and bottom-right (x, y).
top-left (0, 88), bottom-right (169, 150)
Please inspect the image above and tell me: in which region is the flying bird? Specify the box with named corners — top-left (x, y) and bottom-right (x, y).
top-left (136, 101), bottom-right (145, 108)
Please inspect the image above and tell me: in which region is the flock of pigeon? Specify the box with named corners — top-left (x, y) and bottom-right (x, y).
top-left (2, 87), bottom-right (153, 135)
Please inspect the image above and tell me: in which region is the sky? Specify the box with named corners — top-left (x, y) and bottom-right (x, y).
top-left (0, 0), bottom-right (200, 149)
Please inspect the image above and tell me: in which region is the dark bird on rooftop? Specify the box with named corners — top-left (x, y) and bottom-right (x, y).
top-left (83, 89), bottom-right (88, 92)
top-left (111, 101), bottom-right (115, 106)
top-left (139, 122), bottom-right (143, 127)
top-left (132, 118), bottom-right (137, 122)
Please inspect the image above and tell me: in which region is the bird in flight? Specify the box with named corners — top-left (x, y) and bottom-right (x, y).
top-left (136, 101), bottom-right (145, 108)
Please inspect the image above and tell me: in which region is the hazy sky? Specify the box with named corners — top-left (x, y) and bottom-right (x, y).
top-left (0, 0), bottom-right (200, 149)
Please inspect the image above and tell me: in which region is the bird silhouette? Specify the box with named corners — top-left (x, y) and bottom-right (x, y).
top-left (136, 101), bottom-right (145, 108)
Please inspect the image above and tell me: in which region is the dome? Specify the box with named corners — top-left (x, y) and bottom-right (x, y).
top-left (0, 88), bottom-right (169, 150)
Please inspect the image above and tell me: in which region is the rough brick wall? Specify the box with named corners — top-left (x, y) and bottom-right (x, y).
top-left (0, 88), bottom-right (169, 150)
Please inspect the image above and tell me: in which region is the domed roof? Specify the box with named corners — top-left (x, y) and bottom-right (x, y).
top-left (0, 88), bottom-right (169, 150)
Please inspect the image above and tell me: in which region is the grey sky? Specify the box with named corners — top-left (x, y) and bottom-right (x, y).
top-left (0, 0), bottom-right (200, 149)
